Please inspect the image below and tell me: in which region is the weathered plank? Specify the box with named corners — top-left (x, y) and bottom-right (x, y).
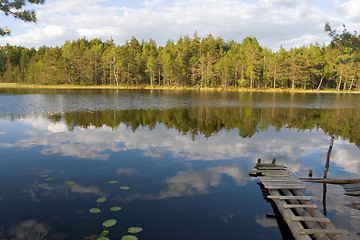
top-left (249, 169), bottom-right (290, 175)
top-left (265, 184), bottom-right (307, 190)
top-left (261, 179), bottom-right (302, 182)
top-left (271, 191), bottom-right (314, 239)
top-left (267, 195), bottom-right (316, 200)
top-left (268, 189), bottom-right (312, 240)
top-left (300, 178), bottom-right (360, 184)
top-left (257, 166), bottom-right (287, 170)
top-left (251, 161), bottom-right (350, 240)
top-left (291, 216), bottom-right (331, 223)
top-left (296, 229), bottom-right (349, 235)
top-left (283, 204), bottom-right (318, 209)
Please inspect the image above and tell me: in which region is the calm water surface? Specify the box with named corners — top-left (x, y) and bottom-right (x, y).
top-left (0, 89), bottom-right (359, 240)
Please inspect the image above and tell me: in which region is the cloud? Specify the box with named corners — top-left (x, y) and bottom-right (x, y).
top-left (8, 220), bottom-right (50, 240)
top-left (0, 0), bottom-right (348, 49)
top-left (255, 215), bottom-right (278, 228)
top-left (26, 181), bottom-right (104, 202)
top-left (333, 0), bottom-right (360, 21)
top-left (157, 165), bottom-right (247, 199)
top-left (331, 142), bottom-right (360, 174)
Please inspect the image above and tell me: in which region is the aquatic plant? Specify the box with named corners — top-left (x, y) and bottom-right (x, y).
top-left (121, 235), bottom-right (138, 240)
top-left (96, 197), bottom-right (107, 203)
top-left (128, 227), bottom-right (143, 233)
top-left (89, 208), bottom-right (101, 214)
top-left (110, 207), bottom-right (122, 211)
top-left (102, 219), bottom-right (117, 228)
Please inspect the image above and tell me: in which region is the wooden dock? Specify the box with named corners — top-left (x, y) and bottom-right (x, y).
top-left (249, 159), bottom-right (349, 240)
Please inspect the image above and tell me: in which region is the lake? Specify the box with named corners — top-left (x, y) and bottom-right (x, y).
top-left (0, 89), bottom-right (359, 240)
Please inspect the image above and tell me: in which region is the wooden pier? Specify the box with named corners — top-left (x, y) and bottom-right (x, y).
top-left (249, 159), bottom-right (349, 240)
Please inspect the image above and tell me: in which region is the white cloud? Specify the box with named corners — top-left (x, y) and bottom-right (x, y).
top-left (1, 0), bottom-right (354, 49)
top-left (0, 116), bottom-right (352, 174)
top-left (331, 142), bottom-right (360, 174)
top-left (158, 165), bottom-right (247, 199)
top-left (334, 0), bottom-right (360, 21)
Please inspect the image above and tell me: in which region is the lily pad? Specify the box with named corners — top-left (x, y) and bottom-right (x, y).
top-left (128, 227), bottom-right (143, 233)
top-left (120, 186), bottom-right (130, 190)
top-left (65, 181), bottom-right (75, 185)
top-left (39, 174), bottom-right (49, 178)
top-left (102, 219), bottom-right (117, 228)
top-left (89, 208), bottom-right (101, 214)
top-left (97, 237), bottom-right (109, 240)
top-left (45, 177), bottom-right (55, 181)
top-left (96, 197), bottom-right (107, 203)
top-left (108, 180), bottom-right (118, 184)
top-left (121, 235), bottom-right (138, 240)
top-left (98, 230), bottom-right (109, 238)
top-left (110, 207), bottom-right (122, 211)
top-left (29, 168), bottom-right (36, 171)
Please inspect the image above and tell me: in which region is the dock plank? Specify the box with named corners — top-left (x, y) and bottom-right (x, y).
top-left (265, 184), bottom-right (307, 190)
top-left (267, 195), bottom-right (316, 200)
top-left (250, 161), bottom-right (350, 240)
top-left (296, 229), bottom-right (349, 235)
top-left (291, 216), bottom-right (331, 223)
top-left (283, 204), bottom-right (318, 209)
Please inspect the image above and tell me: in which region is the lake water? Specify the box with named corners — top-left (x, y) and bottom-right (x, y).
top-left (0, 89), bottom-right (359, 240)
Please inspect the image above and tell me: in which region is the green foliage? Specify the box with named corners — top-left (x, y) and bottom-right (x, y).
top-left (89, 208), bottom-right (101, 214)
top-left (1, 28), bottom-right (360, 90)
top-left (0, 0), bottom-right (45, 36)
top-left (128, 227), bottom-right (143, 234)
top-left (52, 106), bottom-right (360, 148)
top-left (96, 197), bottom-right (107, 203)
top-left (102, 219), bottom-right (117, 228)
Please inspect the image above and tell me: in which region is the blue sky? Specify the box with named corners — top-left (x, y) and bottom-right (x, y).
top-left (1, 0), bottom-right (360, 49)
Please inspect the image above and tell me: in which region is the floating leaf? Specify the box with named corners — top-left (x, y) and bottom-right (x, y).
top-left (128, 227), bottom-right (143, 233)
top-left (121, 235), bottom-right (138, 240)
top-left (45, 177), bottom-right (55, 181)
top-left (29, 168), bottom-right (36, 171)
top-left (39, 174), bottom-right (49, 178)
top-left (110, 207), bottom-right (122, 212)
top-left (65, 181), bottom-right (75, 185)
top-left (108, 180), bottom-right (118, 184)
top-left (102, 219), bottom-right (117, 228)
top-left (120, 186), bottom-right (130, 190)
top-left (96, 197), bottom-right (107, 203)
top-left (97, 237), bottom-right (109, 240)
top-left (98, 230), bottom-right (109, 238)
top-left (89, 208), bottom-right (101, 214)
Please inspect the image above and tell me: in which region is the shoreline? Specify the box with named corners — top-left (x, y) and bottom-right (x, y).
top-left (0, 83), bottom-right (359, 94)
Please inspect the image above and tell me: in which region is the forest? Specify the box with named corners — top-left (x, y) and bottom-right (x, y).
top-left (1, 27), bottom-right (359, 90)
top-left (44, 106), bottom-right (360, 147)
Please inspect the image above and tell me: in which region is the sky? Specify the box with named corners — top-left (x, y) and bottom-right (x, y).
top-left (1, 0), bottom-right (360, 50)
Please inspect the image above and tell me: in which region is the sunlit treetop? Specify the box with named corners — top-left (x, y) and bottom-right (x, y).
top-left (0, 0), bottom-right (45, 36)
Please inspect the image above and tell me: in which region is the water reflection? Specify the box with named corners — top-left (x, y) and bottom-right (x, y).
top-left (1, 91), bottom-right (360, 239)
top-left (158, 165), bottom-right (246, 199)
top-left (1, 114), bottom-right (359, 178)
top-left (8, 220), bottom-right (49, 240)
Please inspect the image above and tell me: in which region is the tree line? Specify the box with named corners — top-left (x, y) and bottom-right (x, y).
top-left (1, 28), bottom-right (359, 90)
top-left (45, 106), bottom-right (360, 147)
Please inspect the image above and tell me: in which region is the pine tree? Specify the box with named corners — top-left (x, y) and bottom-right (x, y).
top-left (0, 0), bottom-right (45, 36)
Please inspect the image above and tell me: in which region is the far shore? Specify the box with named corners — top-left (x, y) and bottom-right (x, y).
top-left (0, 83), bottom-right (359, 94)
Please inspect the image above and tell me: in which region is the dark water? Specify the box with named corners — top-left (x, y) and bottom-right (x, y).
top-left (0, 89), bottom-right (359, 240)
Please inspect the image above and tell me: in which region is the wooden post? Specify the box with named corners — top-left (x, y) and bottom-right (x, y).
top-left (323, 136), bottom-right (335, 179)
top-left (322, 136), bottom-right (335, 217)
